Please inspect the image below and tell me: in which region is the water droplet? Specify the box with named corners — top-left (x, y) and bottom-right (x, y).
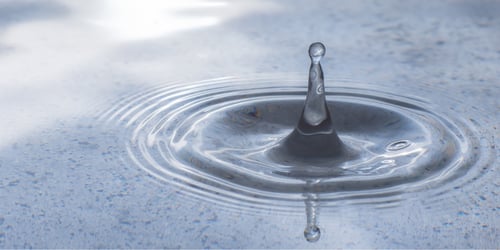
top-left (304, 224), bottom-right (321, 242)
top-left (275, 42), bottom-right (345, 159)
top-left (309, 42), bottom-right (326, 64)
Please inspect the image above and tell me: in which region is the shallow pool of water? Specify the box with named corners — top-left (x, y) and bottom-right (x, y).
top-left (0, 0), bottom-right (498, 248)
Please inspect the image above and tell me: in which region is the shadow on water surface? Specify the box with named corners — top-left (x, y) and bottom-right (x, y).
top-left (0, 0), bottom-right (68, 54)
top-left (0, 0), bottom-right (68, 28)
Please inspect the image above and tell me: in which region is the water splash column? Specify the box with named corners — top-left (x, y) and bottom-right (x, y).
top-left (281, 42), bottom-right (344, 158)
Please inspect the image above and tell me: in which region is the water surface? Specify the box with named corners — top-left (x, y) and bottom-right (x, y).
top-left (0, 0), bottom-right (498, 248)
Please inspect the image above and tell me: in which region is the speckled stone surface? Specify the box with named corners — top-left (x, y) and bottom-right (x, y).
top-left (0, 0), bottom-right (498, 248)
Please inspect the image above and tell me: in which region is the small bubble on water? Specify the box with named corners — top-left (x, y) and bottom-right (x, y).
top-left (304, 224), bottom-right (321, 242)
top-left (386, 140), bottom-right (411, 151)
top-left (381, 159), bottom-right (395, 164)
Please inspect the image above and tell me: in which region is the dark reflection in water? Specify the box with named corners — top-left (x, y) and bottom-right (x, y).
top-left (456, 0), bottom-right (500, 19)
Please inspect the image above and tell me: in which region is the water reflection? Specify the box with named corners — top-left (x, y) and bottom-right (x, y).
top-left (86, 0), bottom-right (223, 40)
top-left (304, 192), bottom-right (321, 242)
top-left (66, 0), bottom-right (279, 41)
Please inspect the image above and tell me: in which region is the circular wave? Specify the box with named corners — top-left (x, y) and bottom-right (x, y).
top-left (98, 76), bottom-right (494, 212)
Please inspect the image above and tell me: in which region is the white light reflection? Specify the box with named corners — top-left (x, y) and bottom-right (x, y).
top-left (86, 0), bottom-right (227, 41)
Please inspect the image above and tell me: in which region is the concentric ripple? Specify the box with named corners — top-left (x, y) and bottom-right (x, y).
top-left (99, 76), bottom-right (493, 211)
